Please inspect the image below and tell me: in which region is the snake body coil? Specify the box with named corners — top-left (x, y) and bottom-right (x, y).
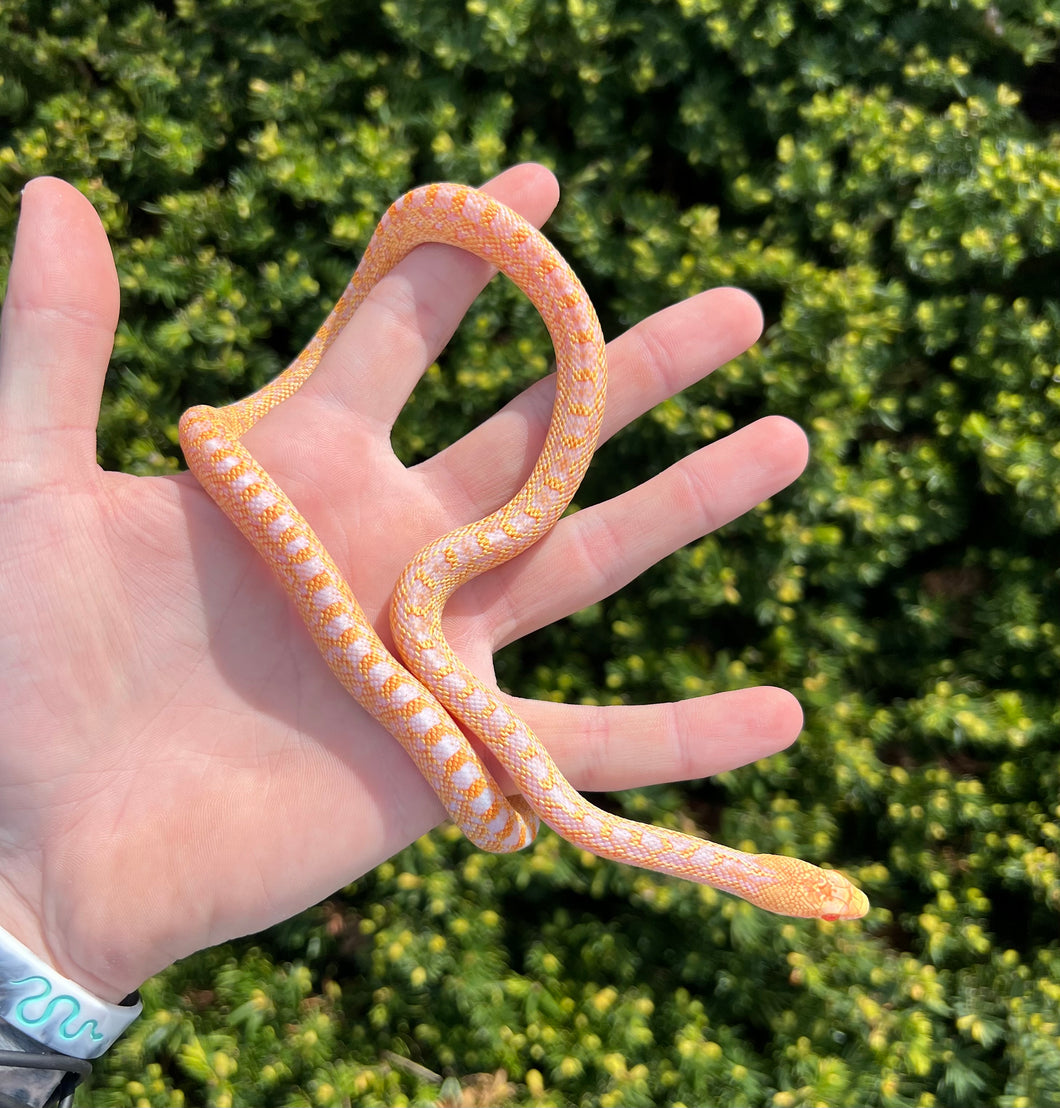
top-left (179, 184), bottom-right (868, 922)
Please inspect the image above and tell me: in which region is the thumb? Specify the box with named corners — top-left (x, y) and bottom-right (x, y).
top-left (0, 177), bottom-right (120, 477)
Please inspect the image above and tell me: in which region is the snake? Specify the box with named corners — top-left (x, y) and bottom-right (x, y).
top-left (178, 183), bottom-right (869, 922)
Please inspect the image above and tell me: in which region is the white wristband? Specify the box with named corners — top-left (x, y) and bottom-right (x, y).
top-left (0, 926), bottom-right (142, 1059)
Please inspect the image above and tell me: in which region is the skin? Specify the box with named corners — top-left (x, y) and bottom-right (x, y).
top-left (0, 163), bottom-right (810, 1004)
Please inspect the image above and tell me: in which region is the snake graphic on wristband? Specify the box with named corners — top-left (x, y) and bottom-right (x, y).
top-left (9, 978), bottom-right (103, 1048)
top-left (178, 183), bottom-right (869, 922)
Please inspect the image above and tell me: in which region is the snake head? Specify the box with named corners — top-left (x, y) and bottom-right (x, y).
top-left (751, 855), bottom-right (870, 920)
top-left (815, 870), bottom-right (871, 921)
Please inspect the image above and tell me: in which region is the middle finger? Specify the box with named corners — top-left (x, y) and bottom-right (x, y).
top-left (418, 286), bottom-right (765, 515)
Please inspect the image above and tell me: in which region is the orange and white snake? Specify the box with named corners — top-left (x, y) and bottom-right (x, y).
top-left (179, 183), bottom-right (868, 922)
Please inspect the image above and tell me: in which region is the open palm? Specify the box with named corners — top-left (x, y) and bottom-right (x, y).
top-left (0, 165), bottom-right (809, 1003)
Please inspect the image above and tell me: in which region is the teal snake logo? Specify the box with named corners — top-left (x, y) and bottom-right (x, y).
top-left (11, 976), bottom-right (104, 1045)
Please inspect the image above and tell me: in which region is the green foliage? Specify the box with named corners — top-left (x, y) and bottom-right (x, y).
top-left (1, 0), bottom-right (1058, 1104)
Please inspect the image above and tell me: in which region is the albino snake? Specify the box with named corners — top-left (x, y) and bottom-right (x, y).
top-left (179, 183), bottom-right (869, 922)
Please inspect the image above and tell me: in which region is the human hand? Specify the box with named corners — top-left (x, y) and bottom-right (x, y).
top-left (0, 164), bottom-right (808, 1003)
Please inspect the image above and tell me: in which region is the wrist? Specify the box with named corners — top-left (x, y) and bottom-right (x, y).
top-left (0, 923), bottom-right (141, 1108)
top-left (0, 925), bottom-right (141, 1060)
top-left (0, 879), bottom-right (136, 1007)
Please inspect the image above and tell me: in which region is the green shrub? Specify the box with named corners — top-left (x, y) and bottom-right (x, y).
top-left (1, 0), bottom-right (1058, 1104)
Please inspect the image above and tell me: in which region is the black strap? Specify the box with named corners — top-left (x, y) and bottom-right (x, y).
top-left (0, 1050), bottom-right (91, 1108)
